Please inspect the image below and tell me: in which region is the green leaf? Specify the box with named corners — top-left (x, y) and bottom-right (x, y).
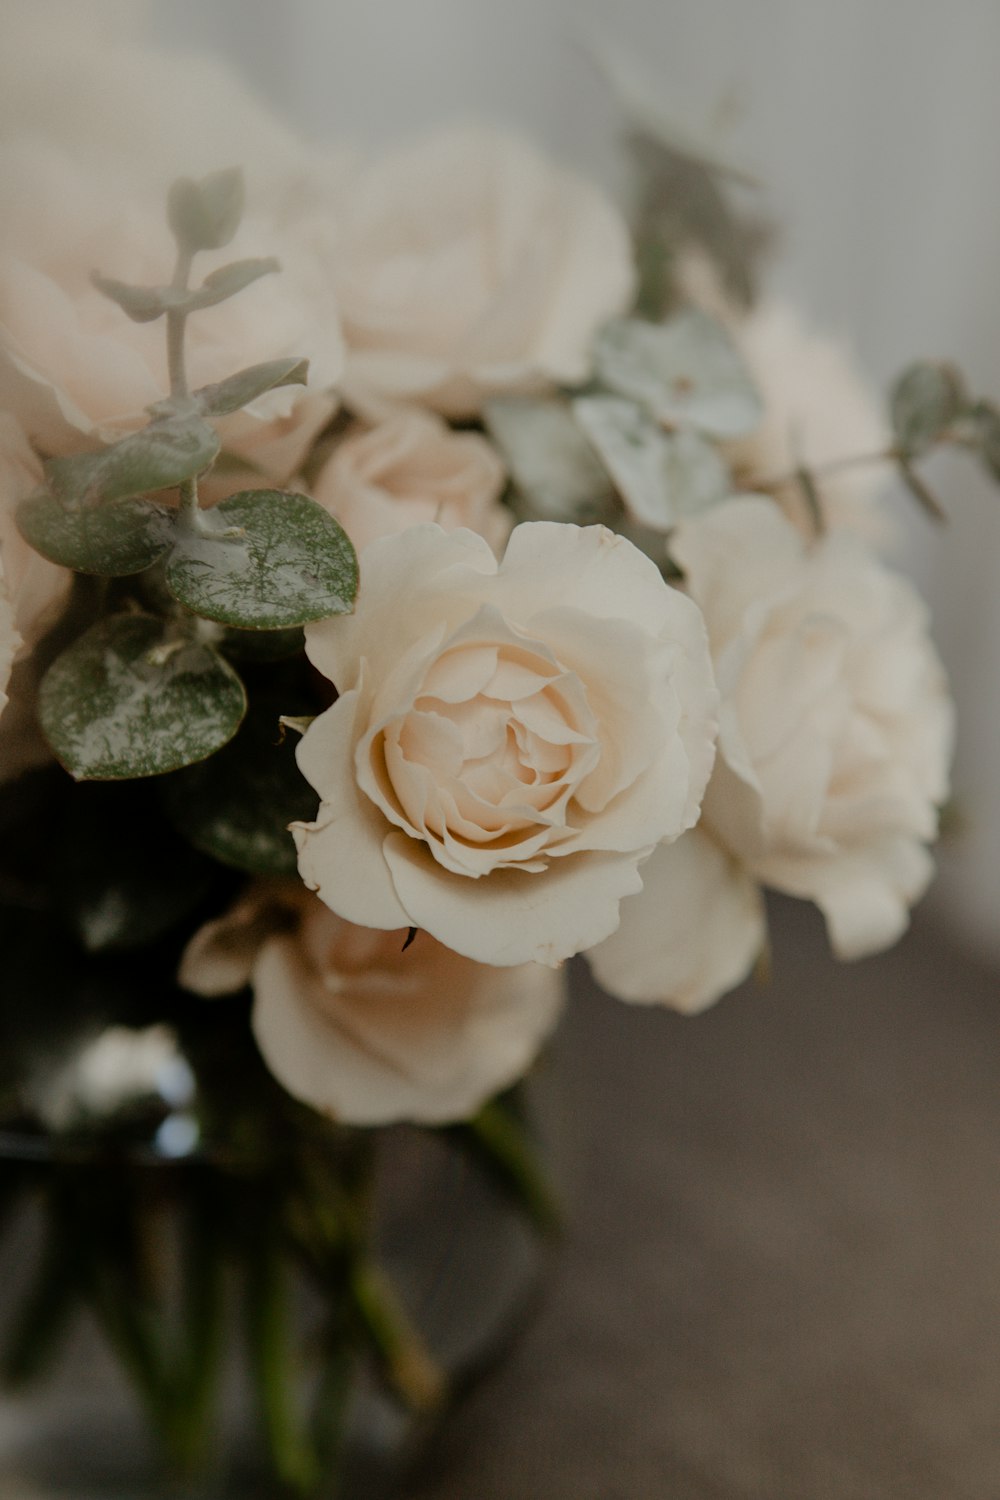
top-left (91, 275), bottom-right (190, 323)
top-left (16, 491), bottom-right (173, 576)
top-left (92, 258), bottom-right (280, 327)
top-left (897, 458), bottom-right (947, 523)
top-left (167, 167), bottom-right (245, 253)
top-left (593, 310), bottom-right (763, 438)
top-left (890, 360), bottom-right (966, 457)
top-left (165, 490), bottom-right (358, 630)
top-left (161, 691), bottom-right (319, 875)
top-left (971, 400), bottom-right (1000, 481)
top-left (573, 394), bottom-right (729, 529)
top-left (39, 614), bottom-right (247, 781)
top-left (483, 397), bottom-right (615, 524)
top-left (194, 357), bottom-right (309, 419)
top-left (45, 417), bottom-right (220, 510)
top-left (190, 257), bottom-right (281, 310)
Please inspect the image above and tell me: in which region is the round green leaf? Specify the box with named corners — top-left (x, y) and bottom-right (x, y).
top-left (165, 490), bottom-right (358, 630)
top-left (16, 492), bottom-right (173, 576)
top-left (44, 416), bottom-right (220, 509)
top-left (593, 311), bottom-right (763, 438)
top-left (574, 394), bottom-right (729, 529)
top-left (891, 361), bottom-right (967, 457)
top-left (483, 397), bottom-right (615, 524)
top-left (161, 693), bottom-right (319, 875)
top-left (39, 614), bottom-right (247, 781)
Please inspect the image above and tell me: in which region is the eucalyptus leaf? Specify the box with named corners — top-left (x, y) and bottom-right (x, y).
top-left (890, 361), bottom-right (966, 457)
top-left (165, 490), bottom-right (358, 630)
top-left (593, 310), bottom-right (763, 438)
top-left (39, 614), bottom-right (247, 781)
top-left (45, 417), bottom-right (220, 510)
top-left (483, 397), bottom-right (615, 524)
top-left (573, 394), bottom-right (729, 529)
top-left (190, 257), bottom-right (281, 309)
top-left (162, 692), bottom-right (319, 876)
top-left (16, 491), bottom-right (173, 576)
top-left (168, 168), bottom-right (245, 253)
top-left (973, 400), bottom-right (1000, 481)
top-left (90, 275), bottom-right (190, 324)
top-left (195, 358), bottom-right (309, 419)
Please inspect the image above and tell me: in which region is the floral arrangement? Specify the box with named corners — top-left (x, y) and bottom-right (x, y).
top-left (0, 26), bottom-right (982, 1496)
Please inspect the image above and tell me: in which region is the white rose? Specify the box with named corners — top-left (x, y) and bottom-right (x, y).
top-left (0, 556), bottom-right (19, 722)
top-left (725, 302), bottom-right (890, 539)
top-left (587, 828), bottom-right (765, 1013)
top-left (0, 140), bottom-right (342, 477)
top-left (311, 410), bottom-right (510, 555)
top-left (179, 882), bottom-right (564, 1126)
top-left (293, 522), bottom-right (718, 968)
top-left (674, 497), bottom-right (953, 959)
top-left (334, 126), bottom-right (635, 418)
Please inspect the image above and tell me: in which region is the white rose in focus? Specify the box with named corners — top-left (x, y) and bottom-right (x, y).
top-left (293, 522), bottom-right (718, 968)
top-left (725, 303), bottom-right (890, 540)
top-left (179, 883), bottom-right (564, 1126)
top-left (674, 497), bottom-right (953, 959)
top-left (334, 126), bottom-right (635, 418)
top-left (0, 142), bottom-right (343, 476)
top-left (311, 411), bottom-right (509, 555)
top-left (587, 828), bottom-right (765, 1013)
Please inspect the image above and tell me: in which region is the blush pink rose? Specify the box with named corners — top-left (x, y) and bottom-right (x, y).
top-left (179, 881), bottom-right (564, 1126)
top-left (311, 410), bottom-right (509, 555)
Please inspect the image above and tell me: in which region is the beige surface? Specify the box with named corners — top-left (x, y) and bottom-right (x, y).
top-left (405, 896), bottom-right (1000, 1500)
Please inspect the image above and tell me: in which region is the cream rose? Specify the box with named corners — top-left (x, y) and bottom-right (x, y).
top-left (292, 521), bottom-right (718, 968)
top-left (179, 882), bottom-right (564, 1126)
top-left (725, 302), bottom-right (891, 539)
top-left (311, 410), bottom-right (510, 555)
top-left (0, 557), bottom-right (18, 722)
top-left (334, 126), bottom-right (635, 418)
top-left (673, 496), bottom-right (953, 960)
top-left (0, 140), bottom-right (342, 477)
top-left (587, 828), bottom-right (766, 1013)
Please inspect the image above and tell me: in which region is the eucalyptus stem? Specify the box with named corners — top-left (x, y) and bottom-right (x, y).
top-left (166, 245), bottom-right (193, 399)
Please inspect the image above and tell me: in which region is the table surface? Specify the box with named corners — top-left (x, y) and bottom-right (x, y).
top-left (403, 897), bottom-right (1000, 1500)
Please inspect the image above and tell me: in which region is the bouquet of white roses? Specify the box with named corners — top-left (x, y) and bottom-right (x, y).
top-left (0, 27), bottom-right (978, 1497)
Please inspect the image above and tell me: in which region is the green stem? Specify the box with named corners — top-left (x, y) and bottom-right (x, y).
top-left (244, 1209), bottom-right (321, 1495)
top-left (447, 1097), bottom-right (562, 1235)
top-left (166, 245), bottom-right (193, 399)
top-left (348, 1257), bottom-right (445, 1414)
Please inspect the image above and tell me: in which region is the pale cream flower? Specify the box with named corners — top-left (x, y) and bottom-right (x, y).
top-left (179, 882), bottom-right (564, 1126)
top-left (587, 827), bottom-right (765, 1012)
top-left (0, 556), bottom-right (19, 722)
top-left (0, 413), bottom-right (70, 653)
top-left (334, 125), bottom-right (635, 418)
top-left (0, 140), bottom-right (343, 479)
top-left (725, 302), bottom-right (891, 539)
top-left (311, 411), bottom-right (510, 555)
top-left (674, 496), bottom-right (953, 959)
top-left (293, 521), bottom-right (718, 968)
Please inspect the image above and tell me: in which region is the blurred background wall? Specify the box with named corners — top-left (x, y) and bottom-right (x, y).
top-left (39, 0), bottom-right (1000, 960)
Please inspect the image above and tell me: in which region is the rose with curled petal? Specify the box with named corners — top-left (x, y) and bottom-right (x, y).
top-left (674, 496), bottom-right (952, 962)
top-left (179, 881), bottom-right (564, 1126)
top-left (587, 827), bottom-right (766, 1013)
top-left (333, 125), bottom-right (635, 419)
top-left (311, 410), bottom-right (510, 556)
top-left (291, 521), bottom-right (718, 969)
